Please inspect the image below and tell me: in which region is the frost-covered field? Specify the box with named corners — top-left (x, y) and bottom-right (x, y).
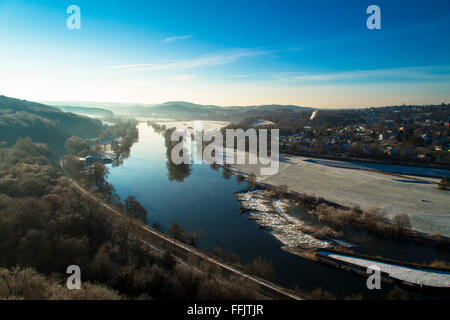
top-left (303, 158), bottom-right (450, 180)
top-left (157, 120), bottom-right (230, 133)
top-left (233, 155), bottom-right (450, 237)
top-left (137, 117), bottom-right (174, 122)
top-left (249, 119), bottom-right (276, 126)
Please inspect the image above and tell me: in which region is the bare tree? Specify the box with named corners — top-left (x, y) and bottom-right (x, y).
top-left (392, 213), bottom-right (411, 235)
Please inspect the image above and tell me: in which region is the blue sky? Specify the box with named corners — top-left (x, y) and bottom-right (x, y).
top-left (0, 0), bottom-right (449, 107)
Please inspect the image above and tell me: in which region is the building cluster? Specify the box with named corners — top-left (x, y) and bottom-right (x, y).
top-left (279, 105), bottom-right (450, 164)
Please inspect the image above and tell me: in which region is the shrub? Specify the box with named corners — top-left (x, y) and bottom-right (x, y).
top-left (308, 287), bottom-right (337, 300)
top-left (386, 286), bottom-right (408, 300)
top-left (225, 251), bottom-right (241, 265)
top-left (0, 267), bottom-right (122, 300)
top-left (391, 213), bottom-right (412, 235)
top-left (438, 177), bottom-right (450, 190)
top-left (312, 226), bottom-right (343, 239)
top-left (161, 251), bottom-right (176, 271)
top-left (429, 260), bottom-right (450, 268)
top-left (248, 256), bottom-right (275, 281)
top-left (211, 246), bottom-right (224, 259)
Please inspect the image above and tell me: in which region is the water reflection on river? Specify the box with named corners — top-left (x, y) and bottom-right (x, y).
top-left (106, 123), bottom-right (445, 299)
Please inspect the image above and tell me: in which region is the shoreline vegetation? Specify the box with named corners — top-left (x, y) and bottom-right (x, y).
top-left (233, 169), bottom-right (450, 250)
top-left (232, 172), bottom-right (450, 293)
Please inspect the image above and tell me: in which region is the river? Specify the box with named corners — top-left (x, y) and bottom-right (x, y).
top-left (106, 122), bottom-right (448, 299)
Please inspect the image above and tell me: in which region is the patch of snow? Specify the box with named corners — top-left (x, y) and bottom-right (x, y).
top-left (237, 190), bottom-right (331, 249)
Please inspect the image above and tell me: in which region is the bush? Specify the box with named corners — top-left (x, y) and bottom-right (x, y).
top-left (438, 177), bottom-right (450, 190)
top-left (248, 256), bottom-right (275, 281)
top-left (429, 260), bottom-right (450, 268)
top-left (391, 213), bottom-right (412, 235)
top-left (225, 251), bottom-right (241, 265)
top-left (167, 221), bottom-right (200, 247)
top-left (211, 246), bottom-right (223, 259)
top-left (308, 287), bottom-right (337, 300)
top-left (386, 286), bottom-right (408, 300)
top-left (0, 267), bottom-right (122, 300)
top-left (311, 226), bottom-right (343, 239)
top-left (161, 251), bottom-right (176, 271)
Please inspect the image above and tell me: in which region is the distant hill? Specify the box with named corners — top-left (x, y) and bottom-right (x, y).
top-left (0, 96), bottom-right (102, 149)
top-left (57, 105), bottom-right (114, 118)
top-left (153, 101), bottom-right (313, 121)
top-left (46, 100), bottom-right (313, 121)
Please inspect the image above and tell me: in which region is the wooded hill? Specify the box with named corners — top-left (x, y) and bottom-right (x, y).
top-left (0, 96), bottom-right (102, 150)
top-left (56, 105), bottom-right (114, 118)
top-left (52, 100), bottom-right (313, 121)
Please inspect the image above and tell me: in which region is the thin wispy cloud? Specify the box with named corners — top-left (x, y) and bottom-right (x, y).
top-left (161, 34), bottom-right (193, 43)
top-left (271, 65), bottom-right (450, 82)
top-left (106, 49), bottom-right (271, 71)
top-left (169, 74), bottom-right (196, 81)
top-left (106, 63), bottom-right (156, 70)
top-left (224, 74), bottom-right (250, 78)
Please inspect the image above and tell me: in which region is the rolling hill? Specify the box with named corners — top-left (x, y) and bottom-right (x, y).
top-left (0, 95), bottom-right (102, 149)
top-left (46, 100), bottom-right (314, 121)
top-left (56, 105), bottom-right (114, 118)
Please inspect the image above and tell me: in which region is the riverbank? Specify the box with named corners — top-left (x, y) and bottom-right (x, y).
top-left (236, 189), bottom-right (333, 250)
top-left (233, 170), bottom-right (450, 246)
top-left (233, 181), bottom-right (450, 293)
top-left (315, 249), bottom-right (450, 291)
top-left (230, 153), bottom-right (450, 237)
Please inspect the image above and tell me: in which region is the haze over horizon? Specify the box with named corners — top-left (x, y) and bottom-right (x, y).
top-left (37, 99), bottom-right (448, 110)
top-left (1, 0), bottom-right (450, 108)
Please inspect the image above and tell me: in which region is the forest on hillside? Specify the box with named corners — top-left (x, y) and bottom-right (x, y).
top-left (0, 140), bottom-right (264, 300)
top-left (0, 96), bottom-right (102, 150)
